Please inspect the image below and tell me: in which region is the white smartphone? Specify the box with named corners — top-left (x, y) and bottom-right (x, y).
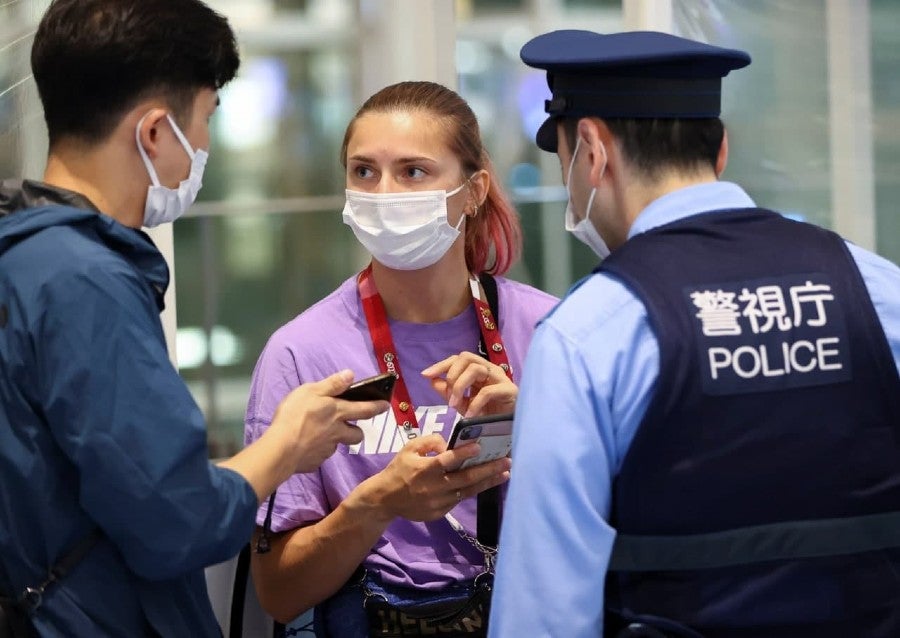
top-left (446, 413), bottom-right (513, 470)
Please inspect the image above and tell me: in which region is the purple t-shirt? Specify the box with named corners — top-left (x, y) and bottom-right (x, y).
top-left (244, 274), bottom-right (557, 590)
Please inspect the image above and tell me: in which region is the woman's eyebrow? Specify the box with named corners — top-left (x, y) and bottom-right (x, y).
top-left (348, 154), bottom-right (438, 165)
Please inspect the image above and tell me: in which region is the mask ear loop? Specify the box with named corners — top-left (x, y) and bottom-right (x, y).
top-left (453, 210), bottom-right (467, 231)
top-left (450, 174), bottom-right (477, 230)
top-left (135, 112), bottom-right (162, 187)
top-left (583, 141), bottom-right (608, 226)
top-left (165, 114), bottom-right (198, 159)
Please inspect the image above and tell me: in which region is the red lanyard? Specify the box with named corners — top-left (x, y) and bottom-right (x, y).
top-left (357, 264), bottom-right (512, 438)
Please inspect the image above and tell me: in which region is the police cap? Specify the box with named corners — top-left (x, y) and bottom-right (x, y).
top-left (520, 30), bottom-right (751, 152)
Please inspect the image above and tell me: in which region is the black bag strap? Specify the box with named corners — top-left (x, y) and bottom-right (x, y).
top-left (476, 273), bottom-right (501, 549)
top-left (228, 542), bottom-right (285, 638)
top-left (256, 494), bottom-right (276, 555)
top-left (0, 528), bottom-right (102, 618)
top-left (229, 544), bottom-right (252, 638)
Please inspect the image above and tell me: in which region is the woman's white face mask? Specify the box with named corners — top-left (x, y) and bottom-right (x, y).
top-left (342, 182), bottom-right (467, 270)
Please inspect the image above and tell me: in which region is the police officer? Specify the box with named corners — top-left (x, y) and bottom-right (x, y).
top-left (489, 30), bottom-right (900, 638)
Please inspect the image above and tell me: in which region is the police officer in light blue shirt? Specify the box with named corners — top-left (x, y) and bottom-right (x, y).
top-left (489, 30), bottom-right (900, 638)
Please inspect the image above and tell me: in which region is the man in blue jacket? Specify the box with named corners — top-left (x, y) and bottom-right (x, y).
top-left (0, 1), bottom-right (388, 635)
top-left (490, 30), bottom-right (900, 637)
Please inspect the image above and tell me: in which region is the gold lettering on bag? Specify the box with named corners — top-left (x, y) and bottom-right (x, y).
top-left (401, 613), bottom-right (418, 630)
top-left (461, 611), bottom-right (484, 631)
top-left (371, 601), bottom-right (487, 636)
top-left (378, 608), bottom-right (397, 634)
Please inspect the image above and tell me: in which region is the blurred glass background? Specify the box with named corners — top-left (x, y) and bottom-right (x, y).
top-left (1, 0), bottom-right (897, 457)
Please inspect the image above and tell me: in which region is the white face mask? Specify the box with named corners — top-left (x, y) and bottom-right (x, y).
top-left (565, 137), bottom-right (610, 259)
top-left (342, 182), bottom-right (467, 270)
top-left (136, 112), bottom-right (208, 228)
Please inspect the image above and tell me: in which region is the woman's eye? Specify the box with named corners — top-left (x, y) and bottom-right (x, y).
top-left (354, 166), bottom-right (374, 179)
top-left (405, 167), bottom-right (426, 179)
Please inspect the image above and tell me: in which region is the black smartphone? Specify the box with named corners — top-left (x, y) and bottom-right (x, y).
top-left (336, 372), bottom-right (396, 402)
top-left (446, 413), bottom-right (514, 470)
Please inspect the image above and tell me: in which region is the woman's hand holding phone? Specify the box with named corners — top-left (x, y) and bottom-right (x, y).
top-left (353, 433), bottom-right (511, 524)
top-left (446, 413), bottom-right (514, 471)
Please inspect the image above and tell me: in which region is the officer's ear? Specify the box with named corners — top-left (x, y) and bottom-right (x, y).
top-left (577, 117), bottom-right (614, 188)
top-left (715, 128), bottom-right (729, 177)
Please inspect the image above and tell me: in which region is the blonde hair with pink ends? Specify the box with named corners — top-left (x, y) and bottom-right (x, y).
top-left (340, 81), bottom-right (523, 276)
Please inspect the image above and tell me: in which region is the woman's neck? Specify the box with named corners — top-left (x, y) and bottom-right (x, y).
top-left (370, 257), bottom-right (473, 323)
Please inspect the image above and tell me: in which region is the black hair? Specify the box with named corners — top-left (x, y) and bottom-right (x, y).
top-left (32, 0), bottom-right (240, 147)
top-left (562, 116), bottom-right (724, 180)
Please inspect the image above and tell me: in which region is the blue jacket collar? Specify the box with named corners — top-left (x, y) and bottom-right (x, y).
top-left (0, 180), bottom-right (169, 309)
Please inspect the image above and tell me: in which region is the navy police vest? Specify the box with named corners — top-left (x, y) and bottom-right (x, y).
top-left (598, 208), bottom-right (900, 638)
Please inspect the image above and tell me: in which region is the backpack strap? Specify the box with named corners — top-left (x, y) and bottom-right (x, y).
top-left (1, 528), bottom-right (102, 622)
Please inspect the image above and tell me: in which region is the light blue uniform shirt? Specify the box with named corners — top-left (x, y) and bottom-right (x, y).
top-left (488, 181), bottom-right (900, 638)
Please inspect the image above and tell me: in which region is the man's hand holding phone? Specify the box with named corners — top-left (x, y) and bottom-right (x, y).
top-left (224, 369), bottom-right (392, 503)
top-left (275, 370), bottom-right (390, 473)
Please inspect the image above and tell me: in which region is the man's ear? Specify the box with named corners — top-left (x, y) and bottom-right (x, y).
top-left (578, 117), bottom-right (612, 188)
top-left (715, 128), bottom-right (729, 177)
top-left (134, 108), bottom-right (170, 160)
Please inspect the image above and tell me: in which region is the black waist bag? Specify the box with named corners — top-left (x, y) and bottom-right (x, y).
top-left (364, 577), bottom-right (492, 638)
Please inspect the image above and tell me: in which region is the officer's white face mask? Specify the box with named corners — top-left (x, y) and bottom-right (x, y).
top-left (565, 137), bottom-right (610, 259)
top-left (342, 182), bottom-right (467, 271)
top-left (136, 112), bottom-right (208, 228)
